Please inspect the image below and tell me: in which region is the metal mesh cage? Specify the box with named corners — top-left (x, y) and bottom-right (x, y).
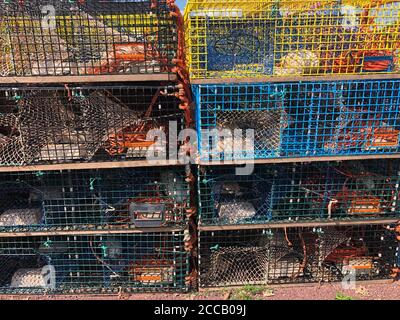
top-left (199, 224), bottom-right (398, 287)
top-left (0, 231), bottom-right (190, 294)
top-left (0, 84), bottom-right (183, 166)
top-left (198, 160), bottom-right (400, 225)
top-left (185, 0), bottom-right (400, 79)
top-left (0, 0), bottom-right (178, 77)
top-left (195, 79), bottom-right (400, 161)
top-left (0, 166), bottom-right (191, 232)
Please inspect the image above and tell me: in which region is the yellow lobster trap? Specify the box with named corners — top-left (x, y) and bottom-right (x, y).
top-left (184, 0), bottom-right (400, 79)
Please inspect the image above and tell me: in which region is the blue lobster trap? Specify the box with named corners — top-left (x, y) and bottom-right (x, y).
top-left (0, 167), bottom-right (191, 232)
top-left (0, 231), bottom-right (190, 294)
top-left (198, 160), bottom-right (400, 226)
top-left (194, 79), bottom-right (400, 161)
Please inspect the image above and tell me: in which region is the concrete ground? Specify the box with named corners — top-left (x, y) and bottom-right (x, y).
top-left (0, 281), bottom-right (399, 300)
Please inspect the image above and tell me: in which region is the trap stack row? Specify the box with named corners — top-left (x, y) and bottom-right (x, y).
top-left (185, 0), bottom-right (400, 288)
top-left (0, 0), bottom-right (195, 295)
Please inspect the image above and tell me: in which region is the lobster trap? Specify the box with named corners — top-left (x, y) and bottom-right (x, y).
top-left (184, 0), bottom-right (400, 79)
top-left (198, 160), bottom-right (400, 226)
top-left (0, 167), bottom-right (191, 232)
top-left (199, 224), bottom-right (398, 287)
top-left (195, 79), bottom-right (400, 161)
top-left (0, 84), bottom-right (184, 166)
top-left (0, 231), bottom-right (190, 294)
top-left (0, 0), bottom-right (179, 77)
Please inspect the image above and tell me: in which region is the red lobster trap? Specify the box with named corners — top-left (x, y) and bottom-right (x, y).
top-left (199, 224), bottom-right (399, 287)
top-left (0, 84), bottom-right (186, 166)
top-left (0, 0), bottom-right (181, 77)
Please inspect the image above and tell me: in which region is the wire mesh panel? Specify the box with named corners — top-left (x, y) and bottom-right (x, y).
top-left (195, 79), bottom-right (400, 161)
top-left (198, 160), bottom-right (400, 225)
top-left (199, 224), bottom-right (398, 287)
top-left (0, 167), bottom-right (191, 231)
top-left (275, 0), bottom-right (400, 76)
top-left (0, 231), bottom-right (190, 293)
top-left (0, 84), bottom-right (184, 166)
top-left (0, 0), bottom-right (178, 77)
top-left (184, 0), bottom-right (400, 79)
top-left (184, 0), bottom-right (277, 79)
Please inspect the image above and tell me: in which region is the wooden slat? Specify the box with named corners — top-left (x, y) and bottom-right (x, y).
top-left (0, 227), bottom-right (184, 238)
top-left (1, 154), bottom-right (400, 172)
top-left (0, 74), bottom-right (177, 84)
top-left (198, 218), bottom-right (399, 232)
top-left (191, 73), bottom-right (400, 85)
top-left (199, 154), bottom-right (400, 166)
top-left (0, 160), bottom-right (185, 173)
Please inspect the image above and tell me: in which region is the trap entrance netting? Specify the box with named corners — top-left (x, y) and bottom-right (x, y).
top-left (214, 109), bottom-right (288, 160)
top-left (0, 85), bottom-right (183, 166)
top-left (206, 232), bottom-right (295, 285)
top-left (0, 0), bottom-right (177, 76)
top-left (198, 83), bottom-right (288, 160)
top-left (198, 160), bottom-right (400, 226)
top-left (0, 166), bottom-right (191, 232)
top-left (195, 79), bottom-right (400, 160)
top-left (0, 232), bottom-right (190, 293)
top-left (199, 225), bottom-right (398, 287)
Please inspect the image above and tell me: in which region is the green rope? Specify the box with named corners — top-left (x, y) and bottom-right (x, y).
top-left (43, 240), bottom-right (53, 248)
top-left (101, 245), bottom-right (108, 258)
top-left (210, 244), bottom-right (220, 251)
top-left (35, 171), bottom-right (45, 178)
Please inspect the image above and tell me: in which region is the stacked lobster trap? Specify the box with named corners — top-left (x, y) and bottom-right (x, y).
top-left (0, 84), bottom-right (186, 166)
top-left (184, 0), bottom-right (400, 79)
top-left (198, 160), bottom-right (400, 225)
top-left (0, 0), bottom-right (196, 295)
top-left (0, 0), bottom-right (178, 77)
top-left (199, 224), bottom-right (399, 287)
top-left (185, 0), bottom-right (400, 289)
top-left (0, 232), bottom-right (189, 294)
top-left (195, 79), bottom-right (400, 160)
top-left (0, 167), bottom-right (191, 232)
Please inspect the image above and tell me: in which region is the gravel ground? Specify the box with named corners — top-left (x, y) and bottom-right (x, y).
top-left (0, 281), bottom-right (399, 300)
